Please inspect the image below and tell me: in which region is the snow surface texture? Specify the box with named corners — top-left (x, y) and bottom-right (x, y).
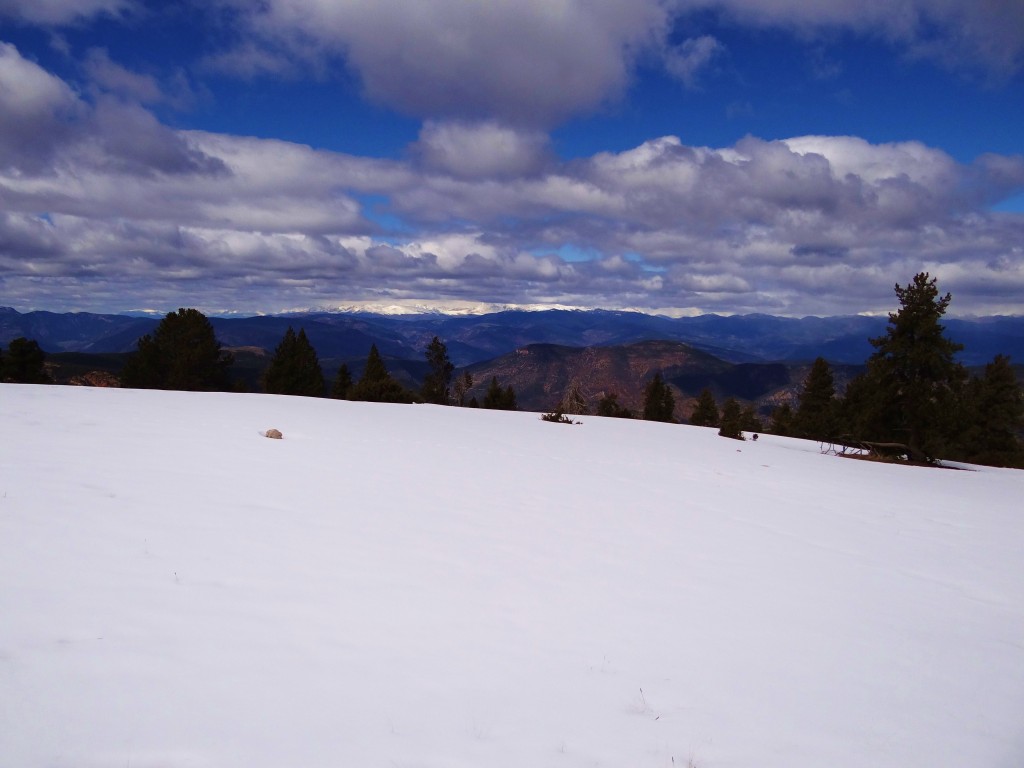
top-left (1, 384), bottom-right (1023, 768)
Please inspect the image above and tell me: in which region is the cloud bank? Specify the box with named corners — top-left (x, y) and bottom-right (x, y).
top-left (1, 0), bottom-right (1023, 318)
top-left (1, 43), bottom-right (1021, 316)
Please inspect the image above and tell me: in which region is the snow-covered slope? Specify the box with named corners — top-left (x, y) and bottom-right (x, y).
top-left (2, 385), bottom-right (1022, 768)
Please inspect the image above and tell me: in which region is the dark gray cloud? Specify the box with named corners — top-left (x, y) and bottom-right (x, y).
top-left (208, 0), bottom-right (670, 127)
top-left (413, 121), bottom-right (553, 180)
top-left (0, 44), bottom-right (226, 180)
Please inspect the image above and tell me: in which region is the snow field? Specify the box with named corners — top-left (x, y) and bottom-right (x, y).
top-left (1, 384), bottom-right (1023, 767)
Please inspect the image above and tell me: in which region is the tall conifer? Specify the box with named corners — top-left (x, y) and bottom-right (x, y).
top-left (262, 327), bottom-right (325, 397)
top-left (855, 273), bottom-right (966, 461)
top-left (690, 388), bottom-right (719, 427)
top-left (642, 373), bottom-right (675, 422)
top-left (421, 336), bottom-right (454, 405)
top-left (121, 308), bottom-right (232, 391)
top-left (349, 345), bottom-right (413, 403)
top-left (718, 397), bottom-right (744, 440)
top-left (793, 357), bottom-right (837, 440)
top-left (331, 363), bottom-right (353, 399)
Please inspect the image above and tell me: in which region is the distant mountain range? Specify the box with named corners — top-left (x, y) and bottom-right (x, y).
top-left (4, 306), bottom-right (1023, 367)
top-left (459, 340), bottom-right (871, 419)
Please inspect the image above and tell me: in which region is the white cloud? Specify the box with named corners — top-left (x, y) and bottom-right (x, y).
top-left (0, 41), bottom-right (84, 171)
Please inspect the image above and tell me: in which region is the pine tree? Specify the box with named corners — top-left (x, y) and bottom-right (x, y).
top-left (854, 273), bottom-right (966, 461)
top-left (421, 336), bottom-right (454, 405)
top-left (792, 357), bottom-right (837, 440)
top-left (1, 337), bottom-right (51, 383)
top-left (503, 385), bottom-right (518, 410)
top-left (120, 308), bottom-right (232, 391)
top-left (718, 397), bottom-right (744, 440)
top-left (261, 327), bottom-right (325, 397)
top-left (768, 402), bottom-right (795, 436)
top-left (690, 387), bottom-right (719, 427)
top-left (596, 392), bottom-right (633, 418)
top-left (482, 376), bottom-right (517, 410)
top-left (349, 344), bottom-right (414, 403)
top-left (740, 404), bottom-right (763, 433)
top-left (957, 355), bottom-right (1024, 467)
top-left (331, 363), bottom-right (353, 399)
top-left (642, 372), bottom-right (675, 422)
top-left (483, 376), bottom-right (503, 408)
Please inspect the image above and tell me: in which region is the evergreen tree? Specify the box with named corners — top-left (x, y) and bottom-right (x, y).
top-left (482, 376), bottom-right (517, 410)
top-left (261, 327), bottom-right (325, 397)
top-left (768, 403), bottom-right (795, 436)
top-left (1, 337), bottom-right (51, 383)
top-left (740, 404), bottom-right (763, 433)
top-left (957, 355), bottom-right (1024, 467)
top-left (503, 385), bottom-right (518, 410)
top-left (855, 273), bottom-right (966, 461)
top-left (452, 371), bottom-right (473, 407)
top-left (483, 376), bottom-right (502, 408)
top-left (596, 392), bottom-right (633, 418)
top-left (421, 336), bottom-right (454, 405)
top-left (120, 308), bottom-right (233, 391)
top-left (331, 363), bottom-right (353, 399)
top-left (792, 357), bottom-right (838, 440)
top-left (690, 387), bottom-right (719, 427)
top-left (718, 397), bottom-right (744, 440)
top-left (642, 372), bottom-right (675, 422)
top-left (349, 344), bottom-right (414, 403)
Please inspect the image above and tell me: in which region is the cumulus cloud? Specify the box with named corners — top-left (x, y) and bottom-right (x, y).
top-left (0, 41), bottom-right (84, 171)
top-left (413, 121), bottom-right (552, 179)
top-left (206, 0), bottom-right (669, 127)
top-left (0, 44), bottom-right (223, 180)
top-left (2, 47), bottom-right (1023, 315)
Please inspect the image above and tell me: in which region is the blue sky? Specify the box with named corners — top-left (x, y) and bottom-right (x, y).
top-left (1, 0), bottom-right (1022, 317)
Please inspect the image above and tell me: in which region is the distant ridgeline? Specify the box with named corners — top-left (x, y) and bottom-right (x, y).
top-left (3, 305), bottom-right (1024, 366)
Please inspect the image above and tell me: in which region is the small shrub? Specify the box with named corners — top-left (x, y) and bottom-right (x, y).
top-left (541, 410), bottom-right (579, 425)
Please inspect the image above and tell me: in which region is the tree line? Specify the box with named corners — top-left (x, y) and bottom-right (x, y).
top-left (108, 307), bottom-right (520, 410)
top-left (680, 274), bottom-right (1023, 467)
